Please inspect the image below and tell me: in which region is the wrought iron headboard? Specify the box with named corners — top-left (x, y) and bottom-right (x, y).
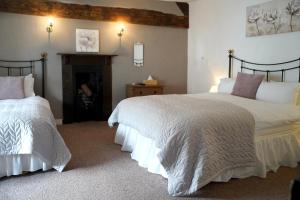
top-left (0, 53), bottom-right (47, 97)
top-left (228, 49), bottom-right (300, 82)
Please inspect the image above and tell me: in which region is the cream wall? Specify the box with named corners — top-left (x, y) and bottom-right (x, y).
top-left (188, 0), bottom-right (300, 93)
top-left (0, 11), bottom-right (187, 118)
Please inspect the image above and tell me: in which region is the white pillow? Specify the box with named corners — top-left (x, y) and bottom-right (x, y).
top-left (293, 87), bottom-right (300, 106)
top-left (217, 78), bottom-right (235, 94)
top-left (24, 74), bottom-right (35, 97)
top-left (256, 82), bottom-right (300, 104)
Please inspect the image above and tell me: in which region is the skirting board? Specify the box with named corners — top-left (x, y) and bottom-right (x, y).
top-left (55, 119), bottom-right (63, 125)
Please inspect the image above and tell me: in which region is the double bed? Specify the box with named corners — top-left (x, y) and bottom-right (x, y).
top-left (109, 51), bottom-right (300, 196)
top-left (0, 55), bottom-right (71, 178)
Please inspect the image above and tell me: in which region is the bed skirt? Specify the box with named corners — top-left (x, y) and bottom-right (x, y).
top-left (0, 154), bottom-right (52, 178)
top-left (115, 124), bottom-right (300, 182)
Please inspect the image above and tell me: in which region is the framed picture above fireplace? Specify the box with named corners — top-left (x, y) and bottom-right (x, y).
top-left (76, 29), bottom-right (99, 53)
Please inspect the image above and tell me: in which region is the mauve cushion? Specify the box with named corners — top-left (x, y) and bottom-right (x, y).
top-left (0, 76), bottom-right (25, 100)
top-left (231, 72), bottom-right (264, 99)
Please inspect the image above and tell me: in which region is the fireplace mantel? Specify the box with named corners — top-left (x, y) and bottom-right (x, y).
top-left (58, 53), bottom-right (117, 66)
top-left (57, 52), bottom-right (118, 57)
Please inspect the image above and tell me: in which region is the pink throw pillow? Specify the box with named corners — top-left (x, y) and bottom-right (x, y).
top-left (0, 76), bottom-right (25, 100)
top-left (231, 72), bottom-right (264, 99)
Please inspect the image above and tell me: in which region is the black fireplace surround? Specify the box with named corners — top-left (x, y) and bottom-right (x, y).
top-left (59, 53), bottom-right (114, 124)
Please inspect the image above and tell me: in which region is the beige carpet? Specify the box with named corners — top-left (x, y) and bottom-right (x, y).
top-left (0, 121), bottom-right (299, 200)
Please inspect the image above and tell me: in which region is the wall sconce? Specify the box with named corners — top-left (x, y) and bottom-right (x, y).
top-left (117, 23), bottom-right (125, 38)
top-left (117, 22), bottom-right (125, 49)
top-left (46, 17), bottom-right (54, 40)
top-left (134, 42), bottom-right (144, 67)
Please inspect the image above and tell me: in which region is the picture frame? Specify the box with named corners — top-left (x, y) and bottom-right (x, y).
top-left (76, 29), bottom-right (99, 53)
top-left (246, 0), bottom-right (300, 37)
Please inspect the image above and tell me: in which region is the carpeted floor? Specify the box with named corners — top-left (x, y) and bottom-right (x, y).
top-left (0, 121), bottom-right (299, 200)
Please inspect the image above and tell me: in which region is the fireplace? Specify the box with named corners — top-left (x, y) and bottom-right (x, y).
top-left (74, 67), bottom-right (102, 122)
top-left (59, 53), bottom-right (115, 124)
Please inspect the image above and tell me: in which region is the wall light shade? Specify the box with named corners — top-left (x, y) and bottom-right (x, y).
top-left (134, 42), bottom-right (144, 67)
top-left (209, 85), bottom-right (218, 93)
top-left (117, 22), bottom-right (125, 37)
top-left (46, 17), bottom-right (54, 33)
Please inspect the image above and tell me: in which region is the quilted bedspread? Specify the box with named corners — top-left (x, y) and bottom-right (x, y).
top-left (109, 94), bottom-right (257, 196)
top-left (0, 97), bottom-right (71, 172)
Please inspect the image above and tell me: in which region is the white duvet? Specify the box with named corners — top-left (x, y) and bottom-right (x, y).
top-left (0, 96), bottom-right (71, 172)
top-left (109, 94), bottom-right (258, 196)
top-left (190, 93), bottom-right (300, 132)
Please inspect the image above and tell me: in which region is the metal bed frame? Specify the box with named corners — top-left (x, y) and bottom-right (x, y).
top-left (0, 53), bottom-right (47, 97)
top-left (228, 49), bottom-right (300, 82)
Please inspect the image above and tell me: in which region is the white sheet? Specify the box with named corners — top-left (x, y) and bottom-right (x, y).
top-left (189, 93), bottom-right (300, 131)
top-left (0, 154), bottom-right (52, 177)
top-left (0, 97), bottom-right (71, 177)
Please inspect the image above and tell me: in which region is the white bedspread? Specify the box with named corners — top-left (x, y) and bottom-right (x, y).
top-left (190, 93), bottom-right (300, 131)
top-left (109, 94), bottom-right (257, 196)
top-left (0, 97), bottom-right (71, 172)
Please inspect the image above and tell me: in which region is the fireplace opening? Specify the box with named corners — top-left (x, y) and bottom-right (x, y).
top-left (60, 53), bottom-right (113, 124)
top-left (75, 71), bottom-right (103, 122)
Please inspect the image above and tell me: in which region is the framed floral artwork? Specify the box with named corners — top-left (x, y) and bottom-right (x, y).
top-left (246, 0), bottom-right (300, 37)
top-left (76, 29), bottom-right (99, 52)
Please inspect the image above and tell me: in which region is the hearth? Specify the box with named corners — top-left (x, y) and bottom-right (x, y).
top-left (59, 53), bottom-right (115, 124)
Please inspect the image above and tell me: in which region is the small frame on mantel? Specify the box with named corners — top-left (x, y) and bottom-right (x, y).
top-left (134, 42), bottom-right (144, 67)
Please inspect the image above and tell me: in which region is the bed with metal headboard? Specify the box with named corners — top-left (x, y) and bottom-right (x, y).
top-left (228, 49), bottom-right (300, 82)
top-left (0, 53), bottom-right (47, 97)
top-left (0, 53), bottom-right (71, 178)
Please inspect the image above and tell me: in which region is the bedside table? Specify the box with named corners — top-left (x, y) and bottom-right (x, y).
top-left (126, 84), bottom-right (164, 98)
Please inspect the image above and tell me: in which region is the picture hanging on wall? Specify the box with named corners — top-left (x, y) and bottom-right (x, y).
top-left (76, 29), bottom-right (99, 52)
top-left (246, 0), bottom-right (300, 37)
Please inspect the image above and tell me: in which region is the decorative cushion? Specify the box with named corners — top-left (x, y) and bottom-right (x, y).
top-left (231, 72), bottom-right (264, 99)
top-left (24, 74), bottom-right (35, 97)
top-left (0, 76), bottom-right (25, 100)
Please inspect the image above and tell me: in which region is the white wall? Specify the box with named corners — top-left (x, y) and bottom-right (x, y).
top-left (0, 11), bottom-right (187, 118)
top-left (188, 0), bottom-right (300, 93)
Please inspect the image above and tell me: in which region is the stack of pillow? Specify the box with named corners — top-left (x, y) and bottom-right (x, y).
top-left (218, 72), bottom-right (300, 105)
top-left (0, 74), bottom-right (35, 100)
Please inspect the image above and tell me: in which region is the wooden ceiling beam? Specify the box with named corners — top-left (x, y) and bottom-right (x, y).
top-left (176, 2), bottom-right (189, 17)
top-left (0, 0), bottom-right (189, 28)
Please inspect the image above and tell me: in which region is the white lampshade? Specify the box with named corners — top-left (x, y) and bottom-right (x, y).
top-left (134, 42), bottom-right (144, 67)
top-left (209, 85), bottom-right (218, 93)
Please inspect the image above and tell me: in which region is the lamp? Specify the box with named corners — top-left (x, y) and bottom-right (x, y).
top-left (117, 22), bottom-right (125, 38)
top-left (118, 27), bottom-right (124, 38)
top-left (46, 17), bottom-right (54, 34)
top-left (116, 22), bottom-right (125, 51)
top-left (209, 85), bottom-right (218, 93)
top-left (46, 17), bottom-right (54, 41)
top-left (113, 22), bottom-right (126, 55)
